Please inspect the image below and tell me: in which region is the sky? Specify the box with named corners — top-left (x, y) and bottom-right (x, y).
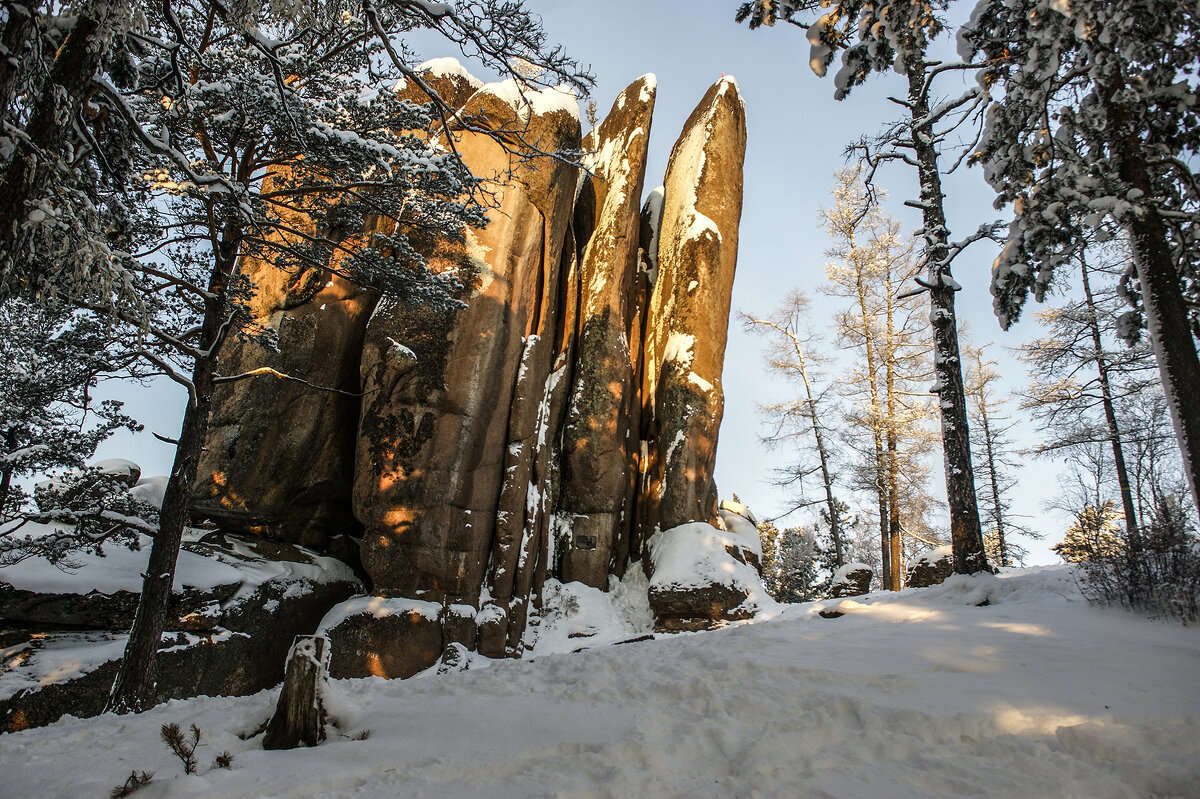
top-left (95, 0), bottom-right (1068, 565)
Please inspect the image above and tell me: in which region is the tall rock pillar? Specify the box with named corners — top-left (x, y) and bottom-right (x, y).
top-left (559, 75), bottom-right (657, 588)
top-left (639, 77), bottom-right (747, 538)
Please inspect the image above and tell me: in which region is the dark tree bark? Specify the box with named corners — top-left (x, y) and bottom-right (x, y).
top-left (1102, 92), bottom-right (1200, 525)
top-left (0, 10), bottom-right (105, 293)
top-left (900, 56), bottom-right (990, 576)
top-left (0, 1), bottom-right (38, 120)
top-left (264, 636), bottom-right (331, 749)
top-left (106, 232), bottom-right (239, 713)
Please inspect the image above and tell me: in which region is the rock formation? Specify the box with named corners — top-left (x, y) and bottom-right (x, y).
top-left (189, 61), bottom-right (483, 553)
top-left (188, 61), bottom-right (754, 677)
top-left (639, 77), bottom-right (746, 537)
top-left (560, 75), bottom-right (657, 589)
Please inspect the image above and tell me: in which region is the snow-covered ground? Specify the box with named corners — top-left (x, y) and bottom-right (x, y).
top-left (3, 566), bottom-right (1198, 798)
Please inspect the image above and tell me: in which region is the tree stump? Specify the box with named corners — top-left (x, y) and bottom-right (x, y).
top-left (263, 635), bottom-right (331, 750)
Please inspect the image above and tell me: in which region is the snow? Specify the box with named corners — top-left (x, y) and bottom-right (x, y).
top-left (687, 370), bottom-right (713, 393)
top-left (129, 475), bottom-right (168, 508)
top-left (477, 79), bottom-right (580, 123)
top-left (3, 567), bottom-right (1197, 797)
top-left (645, 522), bottom-right (773, 613)
top-left (318, 596), bottom-right (443, 635)
top-left (912, 544), bottom-right (954, 567)
top-left (716, 507), bottom-right (763, 561)
top-left (416, 56), bottom-right (484, 91)
top-left (832, 561), bottom-right (873, 583)
top-left (0, 525), bottom-right (355, 597)
top-left (661, 330), bottom-right (695, 367)
top-left (641, 184), bottom-right (665, 283)
top-left (0, 632), bottom-right (127, 702)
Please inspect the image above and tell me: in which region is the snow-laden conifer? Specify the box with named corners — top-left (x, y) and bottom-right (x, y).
top-left (960, 0), bottom-right (1200, 520)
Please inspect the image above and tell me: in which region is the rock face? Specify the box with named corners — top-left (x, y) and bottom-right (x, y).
top-left (639, 78), bottom-right (746, 537)
top-left (188, 63), bottom-right (753, 671)
top-left (560, 75), bottom-right (657, 589)
top-left (189, 62), bottom-right (483, 551)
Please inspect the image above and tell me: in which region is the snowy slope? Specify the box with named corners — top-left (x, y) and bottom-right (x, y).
top-left (2, 566), bottom-right (1198, 798)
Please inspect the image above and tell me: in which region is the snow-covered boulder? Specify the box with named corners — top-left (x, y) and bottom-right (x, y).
top-left (318, 597), bottom-right (451, 680)
top-left (645, 521), bottom-right (772, 631)
top-left (717, 499), bottom-right (763, 572)
top-left (907, 545), bottom-right (954, 588)
top-left (828, 562), bottom-right (873, 598)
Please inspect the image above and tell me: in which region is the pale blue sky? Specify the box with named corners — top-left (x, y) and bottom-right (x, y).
top-left (95, 1), bottom-right (1067, 564)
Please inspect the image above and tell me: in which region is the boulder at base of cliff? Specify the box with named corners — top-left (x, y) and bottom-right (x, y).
top-left (716, 499), bottom-right (764, 573)
top-left (907, 546), bottom-right (955, 588)
top-left (829, 563), bottom-right (873, 598)
top-left (318, 596), bottom-right (453, 679)
top-left (0, 529), bottom-right (362, 732)
top-left (644, 522), bottom-right (773, 632)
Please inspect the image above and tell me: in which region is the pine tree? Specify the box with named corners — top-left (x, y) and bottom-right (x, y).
top-left (758, 520), bottom-right (822, 602)
top-left (0, 299), bottom-right (138, 525)
top-left (736, 0), bottom-right (993, 575)
top-left (960, 0), bottom-right (1200, 522)
top-left (1053, 501), bottom-right (1123, 563)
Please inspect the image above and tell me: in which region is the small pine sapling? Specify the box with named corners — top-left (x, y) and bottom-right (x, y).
top-left (161, 722), bottom-right (202, 775)
top-left (212, 751), bottom-right (234, 770)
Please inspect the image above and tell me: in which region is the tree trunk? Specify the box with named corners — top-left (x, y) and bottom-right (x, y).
top-left (263, 636), bottom-right (331, 750)
top-left (1079, 257), bottom-right (1141, 547)
top-left (884, 280), bottom-right (902, 589)
top-left (0, 10), bottom-right (105, 294)
top-left (886, 433), bottom-right (902, 589)
top-left (106, 234), bottom-right (238, 714)
top-left (1102, 89), bottom-right (1200, 524)
top-left (903, 59), bottom-right (989, 575)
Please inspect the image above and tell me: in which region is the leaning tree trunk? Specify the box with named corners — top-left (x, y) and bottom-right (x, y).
top-left (1101, 93), bottom-right (1200, 524)
top-left (794, 335), bottom-right (845, 566)
top-left (107, 235), bottom-right (238, 714)
top-left (902, 58), bottom-right (989, 575)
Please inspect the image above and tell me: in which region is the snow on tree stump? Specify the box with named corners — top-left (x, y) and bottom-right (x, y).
top-left (263, 635), bottom-right (331, 750)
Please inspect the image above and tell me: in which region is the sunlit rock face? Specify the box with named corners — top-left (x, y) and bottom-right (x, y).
top-left (355, 77), bottom-right (582, 668)
top-left (559, 74), bottom-right (657, 590)
top-left (189, 63), bottom-right (483, 552)
top-left (191, 63), bottom-right (751, 667)
top-left (639, 77), bottom-right (746, 539)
